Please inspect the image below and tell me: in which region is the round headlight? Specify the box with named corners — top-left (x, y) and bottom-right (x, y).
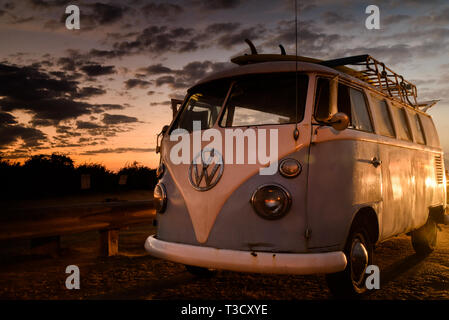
top-left (279, 158), bottom-right (302, 178)
top-left (251, 184), bottom-right (291, 220)
top-left (154, 183), bottom-right (167, 213)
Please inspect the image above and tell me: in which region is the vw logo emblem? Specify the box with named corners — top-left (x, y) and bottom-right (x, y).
top-left (188, 148), bottom-right (224, 191)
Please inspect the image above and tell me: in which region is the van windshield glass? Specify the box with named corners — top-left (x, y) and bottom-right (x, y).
top-left (220, 73), bottom-right (308, 127)
top-left (171, 80), bottom-right (229, 133)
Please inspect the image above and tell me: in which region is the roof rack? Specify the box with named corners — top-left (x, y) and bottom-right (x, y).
top-left (231, 40), bottom-right (439, 111)
top-left (321, 54), bottom-right (418, 107)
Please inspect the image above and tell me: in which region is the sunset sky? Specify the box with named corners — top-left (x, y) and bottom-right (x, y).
top-left (0, 0), bottom-right (448, 171)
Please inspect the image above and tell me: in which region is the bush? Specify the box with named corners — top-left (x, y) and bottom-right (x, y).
top-left (23, 154), bottom-right (77, 196)
top-left (117, 161), bottom-right (157, 190)
top-left (76, 163), bottom-right (117, 192)
top-left (0, 154), bottom-right (156, 200)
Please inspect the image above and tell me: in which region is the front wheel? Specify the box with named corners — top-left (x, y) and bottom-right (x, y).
top-left (326, 225), bottom-right (373, 298)
top-left (411, 219), bottom-right (437, 256)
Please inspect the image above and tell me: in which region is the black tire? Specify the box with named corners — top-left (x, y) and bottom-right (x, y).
top-left (184, 265), bottom-right (216, 277)
top-left (326, 224), bottom-right (373, 298)
top-left (411, 219), bottom-right (437, 256)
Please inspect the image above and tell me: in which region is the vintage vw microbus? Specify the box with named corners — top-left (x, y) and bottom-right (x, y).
top-left (145, 41), bottom-right (447, 296)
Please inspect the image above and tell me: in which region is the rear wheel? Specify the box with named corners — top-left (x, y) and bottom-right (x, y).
top-left (411, 219), bottom-right (437, 256)
top-left (326, 225), bottom-right (373, 298)
top-left (184, 265), bottom-right (216, 277)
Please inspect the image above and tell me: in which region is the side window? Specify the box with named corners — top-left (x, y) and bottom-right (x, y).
top-left (390, 105), bottom-right (412, 141)
top-left (370, 96), bottom-right (395, 137)
top-left (349, 88), bottom-right (373, 132)
top-left (315, 78), bottom-right (330, 121)
top-left (315, 78), bottom-right (352, 121)
top-left (315, 78), bottom-right (373, 132)
top-left (408, 112), bottom-right (426, 144)
top-left (419, 115), bottom-right (440, 147)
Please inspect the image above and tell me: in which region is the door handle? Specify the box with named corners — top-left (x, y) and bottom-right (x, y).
top-left (371, 157), bottom-right (382, 168)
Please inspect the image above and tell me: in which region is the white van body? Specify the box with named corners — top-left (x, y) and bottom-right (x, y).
top-left (146, 54), bottom-right (447, 295)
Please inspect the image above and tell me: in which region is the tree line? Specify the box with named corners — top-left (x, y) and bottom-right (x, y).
top-left (0, 154), bottom-right (157, 200)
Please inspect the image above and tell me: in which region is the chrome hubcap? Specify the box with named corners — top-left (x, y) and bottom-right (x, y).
top-left (350, 238), bottom-right (368, 285)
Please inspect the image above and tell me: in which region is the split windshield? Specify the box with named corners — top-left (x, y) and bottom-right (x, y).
top-left (171, 73), bottom-right (308, 133)
top-left (221, 73), bottom-right (308, 127)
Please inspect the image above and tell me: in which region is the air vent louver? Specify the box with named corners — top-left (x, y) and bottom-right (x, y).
top-left (435, 155), bottom-right (444, 184)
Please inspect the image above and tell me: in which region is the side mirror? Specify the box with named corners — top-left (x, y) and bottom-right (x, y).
top-left (160, 125), bottom-right (169, 136)
top-left (156, 125), bottom-right (170, 154)
top-left (171, 99), bottom-right (183, 119)
top-left (329, 112), bottom-right (349, 131)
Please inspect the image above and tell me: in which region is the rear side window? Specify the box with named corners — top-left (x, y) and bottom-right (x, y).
top-left (349, 88), bottom-right (373, 132)
top-left (370, 96), bottom-right (395, 137)
top-left (390, 105), bottom-right (412, 141)
top-left (419, 114), bottom-right (439, 147)
top-left (408, 112), bottom-right (425, 144)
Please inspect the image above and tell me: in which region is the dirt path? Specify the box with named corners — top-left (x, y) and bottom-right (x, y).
top-left (1, 224), bottom-right (449, 299)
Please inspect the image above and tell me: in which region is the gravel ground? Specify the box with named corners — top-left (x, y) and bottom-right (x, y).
top-left (1, 224), bottom-right (449, 300)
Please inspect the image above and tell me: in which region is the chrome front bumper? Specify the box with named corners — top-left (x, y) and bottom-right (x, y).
top-left (145, 235), bottom-right (347, 275)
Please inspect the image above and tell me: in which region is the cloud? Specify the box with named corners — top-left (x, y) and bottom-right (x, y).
top-left (141, 2), bottom-right (184, 17)
top-left (412, 7), bottom-right (449, 27)
top-left (140, 63), bottom-right (174, 75)
top-left (112, 25), bottom-right (197, 55)
top-left (29, 0), bottom-right (67, 8)
top-left (0, 111), bottom-right (17, 125)
top-left (0, 63), bottom-right (77, 100)
top-left (75, 86), bottom-right (106, 99)
top-left (88, 48), bottom-right (127, 59)
top-left (216, 25), bottom-right (266, 49)
top-left (30, 119), bottom-right (55, 127)
top-left (80, 64), bottom-right (116, 77)
top-left (320, 11), bottom-right (355, 25)
top-left (76, 121), bottom-right (103, 130)
top-left (150, 101), bottom-right (171, 107)
top-left (124, 78), bottom-right (151, 89)
top-left (89, 3), bottom-right (128, 25)
top-left (0, 62), bottom-right (125, 127)
top-left (56, 2), bottom-right (130, 30)
top-left (87, 20), bottom-right (262, 58)
top-left (102, 113), bottom-right (138, 125)
top-left (57, 57), bottom-right (77, 71)
top-left (97, 21), bottom-right (254, 58)
top-left (72, 112), bottom-right (139, 138)
top-left (80, 147), bottom-right (156, 155)
top-left (191, 0), bottom-right (242, 10)
top-left (142, 60), bottom-right (232, 89)
top-left (205, 22), bottom-right (241, 34)
top-left (0, 120), bottom-right (46, 149)
top-left (383, 14), bottom-right (411, 26)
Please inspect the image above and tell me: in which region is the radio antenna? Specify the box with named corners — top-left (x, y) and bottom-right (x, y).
top-left (293, 0), bottom-right (299, 140)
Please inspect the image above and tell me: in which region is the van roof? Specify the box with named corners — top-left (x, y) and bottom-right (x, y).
top-left (194, 59), bottom-right (406, 105)
top-left (193, 42), bottom-right (438, 113)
